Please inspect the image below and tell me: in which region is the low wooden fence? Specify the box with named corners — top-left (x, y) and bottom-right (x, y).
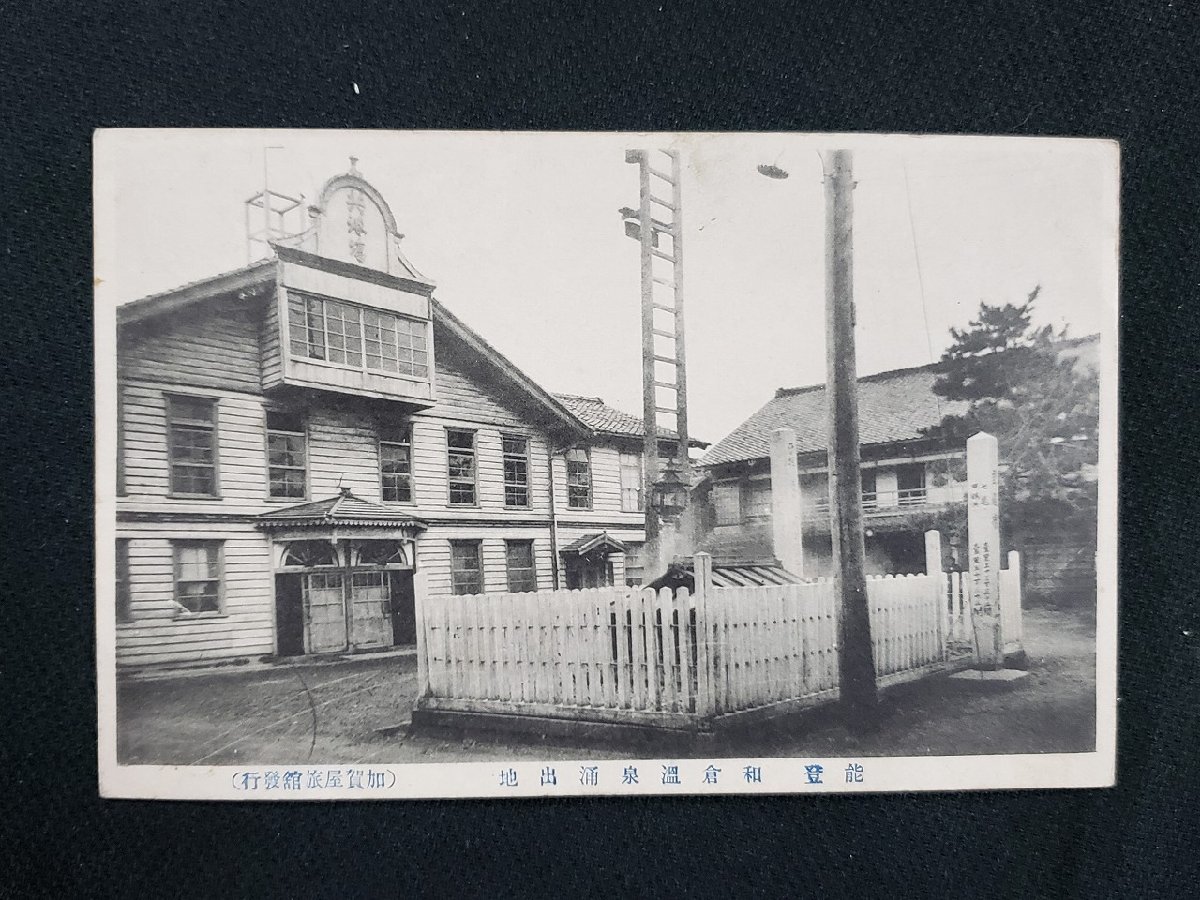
top-left (413, 552), bottom-right (999, 733)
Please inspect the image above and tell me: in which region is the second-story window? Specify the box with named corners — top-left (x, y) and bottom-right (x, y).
top-left (502, 434), bottom-right (530, 507)
top-left (619, 451), bottom-right (643, 512)
top-left (167, 394), bottom-right (218, 497)
top-left (288, 293), bottom-right (429, 379)
top-left (447, 428), bottom-right (477, 505)
top-left (565, 448), bottom-right (591, 509)
top-left (861, 469), bottom-right (878, 510)
top-left (266, 410), bottom-right (307, 499)
top-left (380, 424), bottom-right (413, 503)
top-left (897, 464), bottom-right (927, 506)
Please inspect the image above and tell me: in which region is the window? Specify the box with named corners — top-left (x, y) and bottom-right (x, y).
top-left (116, 539), bottom-right (132, 623)
top-left (173, 540), bottom-right (222, 614)
top-left (801, 472), bottom-right (830, 511)
top-left (712, 481), bottom-right (741, 526)
top-left (861, 469), bottom-right (878, 509)
top-left (565, 448), bottom-right (591, 509)
top-left (447, 429), bottom-right (477, 505)
top-left (450, 541), bottom-right (483, 595)
top-left (619, 451), bottom-right (643, 512)
top-left (288, 292), bottom-right (429, 378)
top-left (364, 308), bottom-right (429, 378)
top-left (167, 394), bottom-right (218, 496)
top-left (281, 540), bottom-right (339, 568)
top-left (266, 410), bottom-right (306, 499)
top-left (897, 464), bottom-right (927, 506)
top-left (355, 540), bottom-right (408, 567)
top-left (501, 435), bottom-right (531, 507)
top-left (505, 540), bottom-right (537, 592)
top-left (624, 541), bottom-right (645, 586)
top-left (743, 479), bottom-right (772, 520)
top-left (380, 424), bottom-right (413, 503)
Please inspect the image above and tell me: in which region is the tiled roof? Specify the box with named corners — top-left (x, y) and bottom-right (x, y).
top-left (257, 489), bottom-right (428, 529)
top-left (700, 364), bottom-right (971, 468)
top-left (647, 560), bottom-right (806, 591)
top-left (553, 394), bottom-right (708, 447)
top-left (560, 531), bottom-right (627, 555)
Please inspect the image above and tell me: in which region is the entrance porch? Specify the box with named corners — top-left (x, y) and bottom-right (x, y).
top-left (258, 488), bottom-right (427, 658)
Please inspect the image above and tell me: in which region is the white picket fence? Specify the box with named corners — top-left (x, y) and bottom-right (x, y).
top-left (414, 554), bottom-right (989, 731)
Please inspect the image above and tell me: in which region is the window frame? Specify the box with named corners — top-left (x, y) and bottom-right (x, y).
top-left (504, 539), bottom-right (538, 593)
top-left (711, 480), bottom-right (741, 526)
top-left (619, 450), bottom-right (644, 512)
top-left (264, 409), bottom-right (309, 501)
top-left (379, 423), bottom-right (415, 504)
top-left (501, 432), bottom-right (532, 509)
top-left (896, 463), bottom-right (927, 506)
top-left (861, 468), bottom-right (879, 510)
top-left (286, 290), bottom-right (430, 381)
top-left (565, 447), bottom-right (592, 510)
top-left (449, 540), bottom-right (484, 596)
top-left (172, 539), bottom-right (225, 617)
top-left (445, 427), bottom-right (479, 507)
top-left (116, 538), bottom-right (132, 624)
top-left (742, 477), bottom-right (773, 521)
top-left (165, 393), bottom-right (221, 499)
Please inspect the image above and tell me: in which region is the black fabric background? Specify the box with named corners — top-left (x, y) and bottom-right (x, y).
top-left (2, 1), bottom-right (1197, 896)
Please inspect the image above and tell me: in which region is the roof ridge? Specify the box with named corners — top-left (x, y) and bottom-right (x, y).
top-left (771, 334), bottom-right (1101, 398)
top-left (553, 393), bottom-right (606, 403)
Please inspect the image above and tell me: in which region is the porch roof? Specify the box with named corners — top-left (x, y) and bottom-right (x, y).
top-left (257, 488), bottom-right (428, 531)
top-left (560, 531), bottom-right (627, 556)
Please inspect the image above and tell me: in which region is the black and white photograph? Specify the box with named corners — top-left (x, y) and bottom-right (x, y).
top-left (94, 130), bottom-right (1117, 799)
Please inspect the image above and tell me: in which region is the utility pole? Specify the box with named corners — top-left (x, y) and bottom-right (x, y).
top-left (622, 148), bottom-right (690, 579)
top-left (820, 149), bottom-right (878, 722)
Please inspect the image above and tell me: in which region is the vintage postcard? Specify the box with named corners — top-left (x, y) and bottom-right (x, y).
top-left (95, 130), bottom-right (1117, 799)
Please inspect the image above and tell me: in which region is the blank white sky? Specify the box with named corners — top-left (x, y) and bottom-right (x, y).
top-left (96, 130), bottom-right (1118, 444)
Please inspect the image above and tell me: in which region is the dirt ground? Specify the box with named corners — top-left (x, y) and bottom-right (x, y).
top-left (116, 605), bottom-right (1096, 766)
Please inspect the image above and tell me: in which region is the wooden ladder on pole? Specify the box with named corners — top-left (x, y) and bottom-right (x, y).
top-left (625, 148), bottom-right (690, 513)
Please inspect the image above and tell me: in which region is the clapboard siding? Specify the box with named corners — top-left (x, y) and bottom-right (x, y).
top-left (431, 339), bottom-right (531, 429)
top-left (120, 294), bottom-right (264, 393)
top-left (552, 444), bottom-right (641, 524)
top-left (114, 525), bottom-right (275, 667)
top-left (261, 291), bottom-right (283, 390)
top-left (417, 531), bottom-right (555, 598)
top-left (120, 383), bottom-right (268, 502)
top-left (306, 405), bottom-right (381, 500)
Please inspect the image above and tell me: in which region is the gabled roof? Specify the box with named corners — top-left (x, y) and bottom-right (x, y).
top-left (701, 334), bottom-right (1101, 469)
top-left (560, 531), bottom-right (627, 556)
top-left (432, 301), bottom-right (589, 439)
top-left (257, 489), bottom-right (428, 530)
top-left (112, 254), bottom-right (589, 440)
top-left (701, 364), bottom-right (970, 468)
top-left (553, 394), bottom-right (708, 448)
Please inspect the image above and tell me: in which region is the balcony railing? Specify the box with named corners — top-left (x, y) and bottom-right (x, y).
top-left (805, 487), bottom-right (930, 517)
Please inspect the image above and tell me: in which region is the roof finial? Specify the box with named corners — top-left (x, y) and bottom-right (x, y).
top-left (349, 155), bottom-right (360, 175)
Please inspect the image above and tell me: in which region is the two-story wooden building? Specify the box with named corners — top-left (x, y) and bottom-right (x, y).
top-left (112, 163), bottom-right (687, 669)
top-left (694, 335), bottom-right (1099, 582)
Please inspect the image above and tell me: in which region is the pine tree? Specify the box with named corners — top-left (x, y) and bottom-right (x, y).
top-left (924, 287), bottom-right (1099, 538)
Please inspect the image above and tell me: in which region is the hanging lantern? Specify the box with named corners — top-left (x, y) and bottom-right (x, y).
top-left (652, 460), bottom-right (690, 520)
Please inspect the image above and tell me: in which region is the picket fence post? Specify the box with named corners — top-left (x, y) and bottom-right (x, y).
top-left (693, 552), bottom-right (715, 721)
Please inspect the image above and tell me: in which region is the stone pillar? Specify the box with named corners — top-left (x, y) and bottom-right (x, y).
top-left (966, 431), bottom-right (1003, 668)
top-left (770, 427), bottom-right (805, 577)
top-left (924, 529), bottom-right (943, 577)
